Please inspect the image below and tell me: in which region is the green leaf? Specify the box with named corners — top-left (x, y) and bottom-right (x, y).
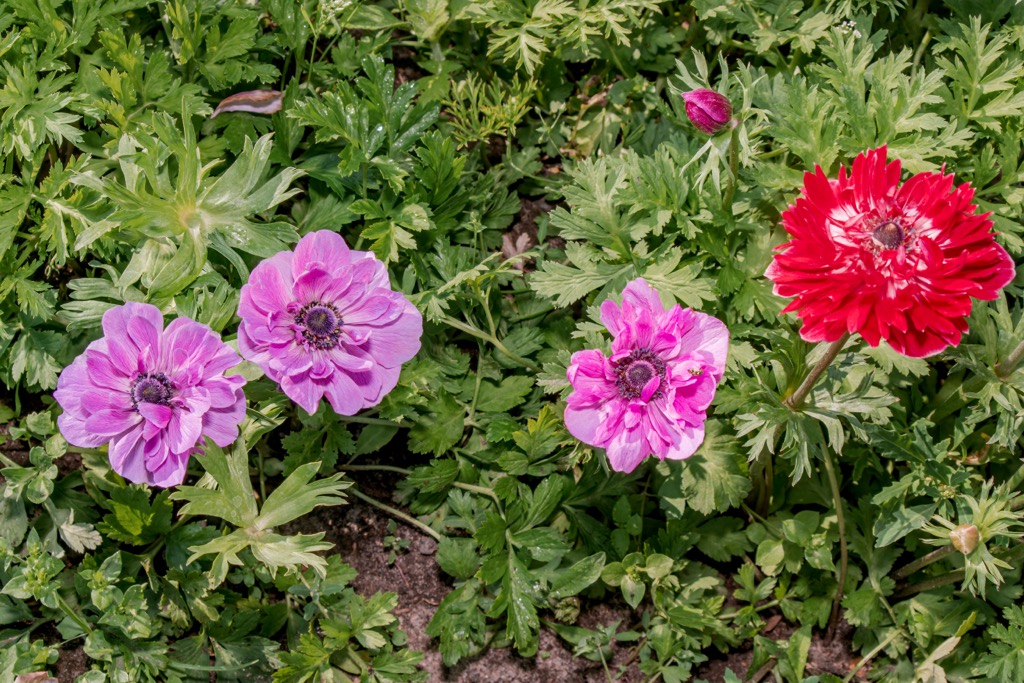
top-left (550, 553), bottom-right (606, 599)
top-left (503, 552), bottom-right (540, 656)
top-left (98, 485), bottom-right (175, 544)
top-left (408, 389), bottom-right (465, 455)
top-left (656, 420), bottom-right (749, 516)
top-left (621, 574), bottom-right (645, 609)
top-left (254, 462), bottom-right (349, 531)
top-left (475, 375), bottom-right (535, 413)
top-left (436, 537), bottom-right (480, 580)
top-left (280, 412), bottom-right (355, 475)
top-left (873, 503), bottom-right (939, 547)
top-left (407, 459), bottom-right (460, 493)
top-left (172, 441), bottom-right (259, 528)
top-left (522, 475), bottom-right (566, 530)
top-left (975, 605), bottom-right (1024, 681)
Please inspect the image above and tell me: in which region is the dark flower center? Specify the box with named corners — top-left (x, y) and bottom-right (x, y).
top-left (130, 373), bottom-right (173, 408)
top-left (615, 349), bottom-right (667, 400)
top-left (295, 301), bottom-right (343, 349)
top-left (871, 219), bottom-right (904, 250)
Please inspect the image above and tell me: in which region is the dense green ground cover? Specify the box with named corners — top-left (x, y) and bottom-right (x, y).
top-left (1, 0), bottom-right (1024, 681)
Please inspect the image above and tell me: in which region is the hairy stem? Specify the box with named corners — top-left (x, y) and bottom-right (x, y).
top-left (441, 315), bottom-right (541, 372)
top-left (340, 415), bottom-right (403, 428)
top-left (349, 487), bottom-right (441, 542)
top-left (842, 628), bottom-right (904, 683)
top-left (784, 333), bottom-right (851, 409)
top-left (894, 543), bottom-right (1024, 599)
top-left (56, 594), bottom-right (92, 635)
top-left (995, 338), bottom-right (1024, 379)
top-left (722, 125), bottom-right (741, 213)
top-left (893, 544), bottom-right (956, 580)
top-left (822, 446), bottom-right (848, 640)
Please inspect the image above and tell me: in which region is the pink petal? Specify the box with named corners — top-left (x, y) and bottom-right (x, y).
top-left (293, 230), bottom-right (350, 276)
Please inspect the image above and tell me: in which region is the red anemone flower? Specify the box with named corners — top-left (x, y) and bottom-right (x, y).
top-left (765, 146), bottom-right (1016, 357)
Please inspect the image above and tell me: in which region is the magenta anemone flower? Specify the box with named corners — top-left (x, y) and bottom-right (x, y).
top-left (564, 279), bottom-right (728, 473)
top-left (54, 303), bottom-right (247, 488)
top-left (237, 230), bottom-right (423, 415)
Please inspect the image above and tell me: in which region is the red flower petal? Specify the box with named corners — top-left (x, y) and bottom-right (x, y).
top-left (765, 147), bottom-right (1016, 357)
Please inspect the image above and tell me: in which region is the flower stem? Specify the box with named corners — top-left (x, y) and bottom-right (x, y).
top-left (340, 415), bottom-right (403, 428)
top-left (995, 338), bottom-right (1024, 379)
top-left (822, 446), bottom-right (848, 640)
top-left (348, 487), bottom-right (441, 542)
top-left (722, 125), bottom-right (741, 214)
top-left (441, 316), bottom-right (541, 372)
top-left (597, 642), bottom-right (614, 683)
top-left (892, 544), bottom-right (956, 580)
top-left (345, 464), bottom-right (504, 511)
top-left (842, 628), bottom-right (904, 683)
top-left (894, 542), bottom-right (1024, 599)
top-left (784, 333), bottom-right (851, 410)
top-left (346, 464), bottom-right (411, 475)
top-left (56, 594), bottom-right (92, 635)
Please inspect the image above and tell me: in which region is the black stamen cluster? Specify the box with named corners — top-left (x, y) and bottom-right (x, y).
top-left (130, 372), bottom-right (173, 409)
top-left (295, 301), bottom-right (343, 350)
top-left (614, 349), bottom-right (667, 400)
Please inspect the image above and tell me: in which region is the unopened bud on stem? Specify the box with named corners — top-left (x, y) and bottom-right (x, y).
top-left (949, 523), bottom-right (980, 554)
top-left (681, 88), bottom-right (733, 135)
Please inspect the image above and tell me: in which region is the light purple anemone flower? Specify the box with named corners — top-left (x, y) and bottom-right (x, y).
top-left (564, 279), bottom-right (729, 473)
top-left (237, 230), bottom-right (423, 415)
top-left (54, 303), bottom-right (247, 488)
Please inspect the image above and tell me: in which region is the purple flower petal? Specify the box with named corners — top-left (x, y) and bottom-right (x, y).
top-left (293, 230), bottom-right (350, 276)
top-left (280, 373), bottom-right (327, 415)
top-left (54, 303), bottom-right (246, 488)
top-left (563, 278), bottom-right (728, 473)
top-left (237, 230), bottom-right (423, 416)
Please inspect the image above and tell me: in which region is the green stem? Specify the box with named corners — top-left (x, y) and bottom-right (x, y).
top-left (843, 629), bottom-right (904, 683)
top-left (441, 316), bottom-right (541, 372)
top-left (719, 599), bottom-right (780, 621)
top-left (758, 147), bottom-right (788, 161)
top-left (1005, 464), bottom-right (1024, 498)
top-left (995, 338), bottom-right (1024, 379)
top-left (893, 545), bottom-right (956, 580)
top-left (722, 125), bottom-right (740, 214)
top-left (894, 543), bottom-right (1024, 599)
top-left (257, 445), bottom-right (267, 503)
top-left (466, 357), bottom-right (485, 424)
top-left (478, 286), bottom-right (499, 340)
top-left (911, 29), bottom-right (932, 75)
top-left (56, 594), bottom-right (92, 635)
top-left (346, 464), bottom-right (411, 475)
top-left (597, 642), bottom-right (614, 683)
top-left (348, 487), bottom-right (441, 542)
top-left (345, 464), bottom-right (503, 510)
top-left (784, 333), bottom-right (851, 410)
top-left (340, 415), bottom-right (403, 428)
top-left (509, 304), bottom-right (555, 324)
top-left (822, 446), bottom-right (848, 640)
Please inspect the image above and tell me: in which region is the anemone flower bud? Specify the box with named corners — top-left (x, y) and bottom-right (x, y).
top-left (949, 523), bottom-right (980, 555)
top-left (681, 88), bottom-right (733, 135)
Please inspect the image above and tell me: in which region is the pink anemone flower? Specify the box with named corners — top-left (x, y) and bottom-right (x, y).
top-left (237, 230), bottom-right (422, 415)
top-left (564, 278), bottom-right (729, 473)
top-left (54, 303), bottom-right (247, 487)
